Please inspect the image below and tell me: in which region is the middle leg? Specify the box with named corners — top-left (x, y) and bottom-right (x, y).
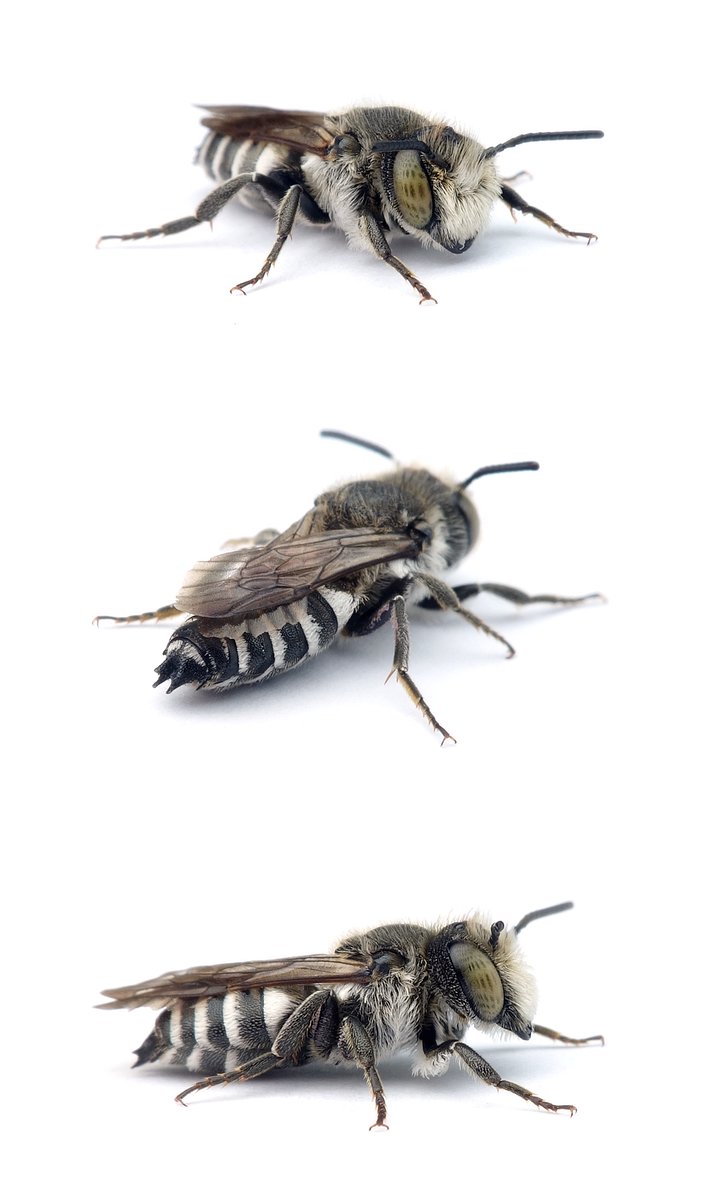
top-left (339, 1016), bottom-right (389, 1130)
top-left (388, 594), bottom-right (456, 745)
top-left (231, 185), bottom-right (303, 294)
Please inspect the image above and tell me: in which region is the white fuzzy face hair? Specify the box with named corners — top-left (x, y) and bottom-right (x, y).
top-left (454, 913), bottom-right (539, 1037)
top-left (379, 124), bottom-right (502, 254)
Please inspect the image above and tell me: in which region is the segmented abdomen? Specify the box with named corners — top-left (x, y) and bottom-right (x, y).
top-left (154, 586), bottom-right (358, 693)
top-left (135, 988), bottom-right (309, 1074)
top-left (195, 132), bottom-right (330, 225)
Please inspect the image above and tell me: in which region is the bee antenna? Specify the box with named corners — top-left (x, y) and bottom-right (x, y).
top-left (459, 461), bottom-right (539, 489)
top-left (514, 901), bottom-right (574, 935)
top-left (489, 920), bottom-right (504, 950)
top-left (320, 430), bottom-right (394, 461)
top-left (483, 130), bottom-right (604, 159)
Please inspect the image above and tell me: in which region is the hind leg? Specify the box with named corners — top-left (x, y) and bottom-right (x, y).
top-left (174, 990), bottom-right (334, 1105)
top-left (93, 605), bottom-right (182, 626)
top-left (98, 173), bottom-right (255, 244)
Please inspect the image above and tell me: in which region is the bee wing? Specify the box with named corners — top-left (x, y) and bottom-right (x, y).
top-left (176, 526), bottom-right (419, 619)
top-left (98, 953), bottom-right (373, 1010)
top-left (199, 105), bottom-right (334, 157)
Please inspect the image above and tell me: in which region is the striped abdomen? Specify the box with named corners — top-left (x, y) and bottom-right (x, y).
top-left (135, 987), bottom-right (310, 1075)
top-left (154, 586), bottom-right (358, 693)
top-left (195, 132), bottom-right (330, 224)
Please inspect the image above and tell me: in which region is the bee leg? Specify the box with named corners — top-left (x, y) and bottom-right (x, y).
top-left (93, 605), bottom-right (182, 626)
top-left (339, 1016), bottom-right (389, 1130)
top-left (501, 170), bottom-right (532, 186)
top-left (533, 1023), bottom-right (604, 1046)
top-left (175, 990), bottom-right (335, 1106)
top-left (175, 1052), bottom-right (282, 1104)
top-left (470, 582), bottom-right (603, 607)
top-left (231, 185), bottom-right (302, 294)
top-left (453, 1043), bottom-right (577, 1115)
top-left (500, 183), bottom-right (598, 244)
top-left (388, 595), bottom-right (456, 745)
top-left (220, 528), bottom-right (280, 550)
top-left (416, 573), bottom-right (516, 658)
top-left (98, 173), bottom-right (256, 244)
top-left (360, 211), bottom-right (437, 304)
top-left (420, 582), bottom-right (602, 608)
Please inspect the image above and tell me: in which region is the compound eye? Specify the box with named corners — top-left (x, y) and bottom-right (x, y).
top-left (449, 943), bottom-right (504, 1022)
top-left (393, 150), bottom-right (433, 229)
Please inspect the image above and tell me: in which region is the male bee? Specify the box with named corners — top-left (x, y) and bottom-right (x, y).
top-left (99, 105), bottom-right (603, 301)
top-left (99, 901), bottom-right (602, 1127)
top-left (96, 430), bottom-right (599, 743)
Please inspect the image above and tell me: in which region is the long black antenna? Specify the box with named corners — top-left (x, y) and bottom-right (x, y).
top-left (460, 461), bottom-right (539, 490)
top-left (320, 430), bottom-right (394, 461)
top-left (514, 901), bottom-right (573, 935)
top-left (483, 129), bottom-right (604, 159)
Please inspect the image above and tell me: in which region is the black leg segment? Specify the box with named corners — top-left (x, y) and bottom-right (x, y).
top-left (500, 183), bottom-right (598, 244)
top-left (230, 184), bottom-right (303, 294)
top-left (98, 173), bottom-right (256, 244)
top-left (339, 1016), bottom-right (389, 1130)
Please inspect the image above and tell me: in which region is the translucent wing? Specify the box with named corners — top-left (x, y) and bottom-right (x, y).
top-left (199, 105), bottom-right (334, 157)
top-left (176, 524), bottom-right (419, 619)
top-left (99, 952), bottom-right (373, 1010)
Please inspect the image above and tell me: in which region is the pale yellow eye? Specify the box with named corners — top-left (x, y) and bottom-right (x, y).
top-left (393, 150), bottom-right (433, 229)
top-left (449, 943), bottom-right (504, 1021)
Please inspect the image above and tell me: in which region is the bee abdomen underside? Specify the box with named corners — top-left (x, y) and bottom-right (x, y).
top-left (155, 587), bottom-right (358, 693)
top-left (135, 989), bottom-right (308, 1074)
top-left (195, 133), bottom-right (330, 225)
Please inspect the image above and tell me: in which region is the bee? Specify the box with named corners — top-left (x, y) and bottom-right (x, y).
top-left (95, 430), bottom-right (599, 743)
top-left (99, 105), bottom-right (603, 301)
top-left (99, 901), bottom-right (602, 1127)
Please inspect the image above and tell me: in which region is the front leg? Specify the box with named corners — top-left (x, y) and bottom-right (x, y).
top-left (416, 573), bottom-right (516, 657)
top-left (418, 581), bottom-right (601, 608)
top-left (534, 1024), bottom-right (604, 1046)
top-left (500, 183), bottom-right (598, 244)
top-left (359, 210), bottom-right (436, 304)
top-left (453, 1042), bottom-right (577, 1115)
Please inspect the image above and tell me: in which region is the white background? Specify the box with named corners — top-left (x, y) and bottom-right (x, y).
top-left (3, 3), bottom-right (701, 1197)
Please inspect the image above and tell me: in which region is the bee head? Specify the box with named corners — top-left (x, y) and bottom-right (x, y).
top-left (374, 125), bottom-right (500, 254)
top-left (427, 904), bottom-right (572, 1039)
top-left (428, 919), bottom-right (536, 1038)
top-left (373, 125), bottom-right (603, 254)
top-left (319, 434), bottom-right (540, 572)
top-left (412, 478), bottom-right (478, 570)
